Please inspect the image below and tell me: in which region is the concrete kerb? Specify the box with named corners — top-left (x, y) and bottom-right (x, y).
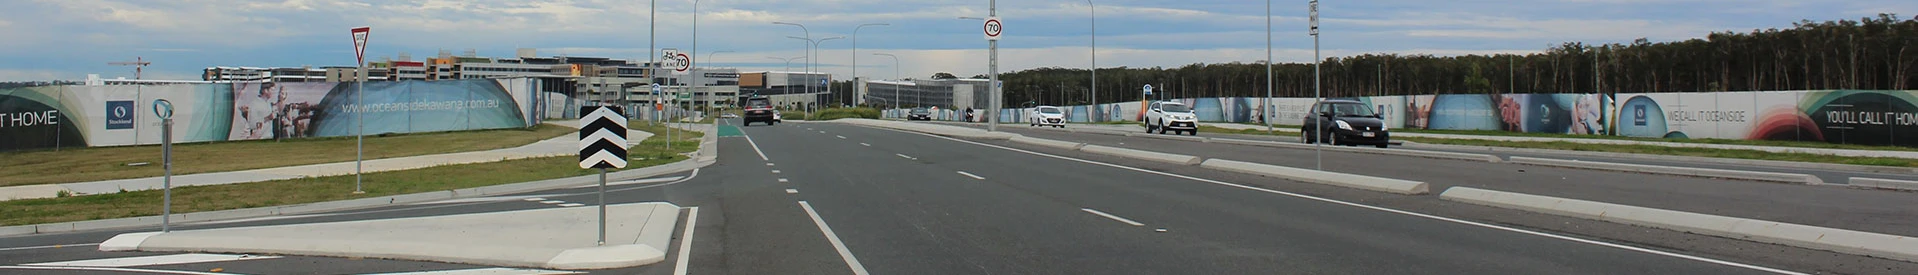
top-left (1200, 159), bottom-right (1430, 195)
top-left (1405, 141), bottom-right (1918, 175)
top-left (1208, 138), bottom-right (1502, 163)
top-left (1077, 145), bottom-right (1204, 166)
top-left (1440, 186), bottom-right (1918, 263)
top-left (0, 159), bottom-right (708, 237)
top-left (1125, 132), bottom-right (1211, 143)
top-left (1011, 136), bottom-right (1086, 151)
top-left (1508, 156), bottom-right (1822, 184)
top-left (1850, 177), bottom-right (1918, 192)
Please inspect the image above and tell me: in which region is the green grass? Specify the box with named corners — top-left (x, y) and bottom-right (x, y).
top-left (1400, 137), bottom-right (1918, 168)
top-left (0, 127), bottom-right (702, 226)
top-left (0, 125), bottom-right (576, 187)
top-left (1391, 128), bottom-right (1918, 152)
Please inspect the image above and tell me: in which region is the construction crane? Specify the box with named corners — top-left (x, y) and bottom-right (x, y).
top-left (108, 57), bottom-right (152, 79)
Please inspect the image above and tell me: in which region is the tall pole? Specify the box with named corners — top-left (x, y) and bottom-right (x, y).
top-left (774, 22), bottom-right (810, 112)
top-left (692, 0), bottom-right (701, 121)
top-left (816, 37), bottom-right (844, 107)
top-left (988, 0), bottom-right (1000, 132)
top-left (1264, 0), bottom-right (1273, 134)
top-left (1087, 0), bottom-right (1097, 122)
top-left (355, 60), bottom-right (366, 194)
top-left (650, 0), bottom-right (657, 87)
top-left (854, 23), bottom-right (890, 106)
top-left (1311, 0), bottom-right (1322, 170)
top-left (875, 53), bottom-right (900, 111)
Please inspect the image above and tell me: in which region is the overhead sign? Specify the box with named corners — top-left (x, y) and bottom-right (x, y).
top-left (1143, 84), bottom-right (1154, 95)
top-left (984, 17), bottom-right (1002, 41)
top-left (351, 27), bottom-right (371, 65)
top-left (579, 106), bottom-right (628, 169)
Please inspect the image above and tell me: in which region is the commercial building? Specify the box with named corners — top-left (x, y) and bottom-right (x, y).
top-left (859, 78), bottom-right (994, 110)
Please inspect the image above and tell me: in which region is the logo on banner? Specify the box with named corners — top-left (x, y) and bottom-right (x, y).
top-left (1633, 105), bottom-right (1648, 126)
top-left (106, 101), bottom-right (134, 129)
top-left (579, 106), bottom-right (629, 169)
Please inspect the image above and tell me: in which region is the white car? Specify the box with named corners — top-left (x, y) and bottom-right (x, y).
top-left (1144, 101), bottom-right (1198, 135)
top-left (1029, 106), bottom-right (1066, 128)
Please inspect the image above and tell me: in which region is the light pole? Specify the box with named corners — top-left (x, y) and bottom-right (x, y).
top-left (788, 36), bottom-right (844, 110)
top-left (1265, 0), bottom-right (1273, 134)
top-left (1311, 0), bottom-right (1322, 170)
top-left (853, 23), bottom-right (890, 106)
top-left (772, 22), bottom-right (811, 111)
top-left (1086, 0), bottom-right (1098, 122)
top-left (814, 37), bottom-right (845, 107)
top-left (874, 53), bottom-right (900, 111)
top-left (705, 50), bottom-right (731, 112)
top-left (692, 0), bottom-right (703, 121)
top-left (956, 15), bottom-right (998, 130)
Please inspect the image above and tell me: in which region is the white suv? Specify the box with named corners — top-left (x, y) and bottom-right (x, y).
top-left (1029, 106), bottom-right (1066, 128)
top-left (1144, 101), bottom-right (1198, 135)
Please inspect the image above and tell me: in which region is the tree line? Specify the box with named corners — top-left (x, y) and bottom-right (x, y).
top-left (983, 14), bottom-right (1917, 107)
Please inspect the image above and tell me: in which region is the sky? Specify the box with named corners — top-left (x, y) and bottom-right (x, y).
top-left (1, 0), bottom-right (1913, 82)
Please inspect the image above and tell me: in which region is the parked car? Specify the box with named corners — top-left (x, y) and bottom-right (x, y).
top-left (1303, 99), bottom-right (1390, 148)
top-left (743, 96), bottom-right (777, 126)
top-left (907, 108), bottom-right (932, 121)
top-left (1029, 106), bottom-right (1066, 128)
top-left (1144, 101), bottom-right (1198, 135)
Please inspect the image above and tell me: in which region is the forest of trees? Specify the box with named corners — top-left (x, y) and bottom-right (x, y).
top-left (984, 14), bottom-right (1918, 107)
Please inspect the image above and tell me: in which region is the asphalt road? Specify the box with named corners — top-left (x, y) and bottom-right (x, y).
top-left (976, 123), bottom-right (1918, 238)
top-left (4, 118), bottom-right (1917, 274)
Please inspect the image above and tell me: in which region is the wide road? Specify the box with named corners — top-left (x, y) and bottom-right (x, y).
top-left (4, 118), bottom-right (1914, 274)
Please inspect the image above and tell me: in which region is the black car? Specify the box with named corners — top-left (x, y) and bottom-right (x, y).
top-left (743, 96), bottom-right (777, 126)
top-left (1303, 100), bottom-right (1390, 148)
top-left (907, 108), bottom-right (932, 121)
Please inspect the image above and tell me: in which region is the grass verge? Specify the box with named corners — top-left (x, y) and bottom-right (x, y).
top-left (1399, 137), bottom-right (1918, 168)
top-left (0, 125), bottom-right (702, 226)
top-left (0, 125), bottom-right (576, 187)
top-left (1392, 128), bottom-right (1918, 153)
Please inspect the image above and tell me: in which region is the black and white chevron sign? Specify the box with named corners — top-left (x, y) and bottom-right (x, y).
top-left (579, 106), bottom-right (628, 169)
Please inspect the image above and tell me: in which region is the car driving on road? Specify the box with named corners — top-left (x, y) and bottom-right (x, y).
top-left (907, 107), bottom-right (932, 121)
top-left (1303, 99), bottom-right (1390, 148)
top-left (743, 96), bottom-right (777, 126)
top-left (1029, 106), bottom-right (1066, 128)
top-left (1144, 101), bottom-right (1198, 135)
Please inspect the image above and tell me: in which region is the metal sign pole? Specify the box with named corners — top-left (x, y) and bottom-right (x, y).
top-left (161, 118), bottom-right (173, 232)
top-left (598, 167), bottom-right (607, 245)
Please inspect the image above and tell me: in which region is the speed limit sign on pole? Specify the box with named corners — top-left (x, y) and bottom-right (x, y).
top-left (983, 17), bottom-right (1002, 41)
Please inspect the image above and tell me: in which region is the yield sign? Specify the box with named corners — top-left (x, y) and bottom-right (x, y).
top-left (579, 106), bottom-right (629, 169)
top-left (351, 27), bottom-right (371, 65)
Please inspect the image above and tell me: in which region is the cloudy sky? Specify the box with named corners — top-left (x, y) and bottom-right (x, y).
top-left (1, 0), bottom-right (1912, 82)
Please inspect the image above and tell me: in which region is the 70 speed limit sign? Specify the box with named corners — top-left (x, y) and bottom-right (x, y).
top-left (984, 17), bottom-right (1002, 41)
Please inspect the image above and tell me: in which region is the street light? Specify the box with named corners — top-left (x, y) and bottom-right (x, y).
top-left (1086, 0), bottom-right (1098, 122)
top-left (772, 22), bottom-right (811, 109)
top-left (874, 53), bottom-right (900, 110)
top-left (853, 23), bottom-right (889, 106)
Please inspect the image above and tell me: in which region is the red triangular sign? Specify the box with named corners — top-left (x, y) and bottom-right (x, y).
top-left (351, 27), bottom-right (371, 65)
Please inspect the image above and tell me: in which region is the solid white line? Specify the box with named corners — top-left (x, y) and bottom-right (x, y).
top-left (904, 131), bottom-right (1807, 275)
top-left (363, 267), bottom-right (584, 275)
top-left (0, 266), bottom-right (244, 275)
top-left (956, 171), bottom-right (985, 180)
top-left (1081, 208), bottom-right (1146, 226)
top-left (896, 154), bottom-right (916, 160)
top-left (25, 253), bottom-right (280, 267)
top-left (779, 178), bottom-right (789, 183)
top-left (743, 131), bottom-right (770, 161)
top-left (521, 198), bottom-right (546, 201)
top-left (672, 207), bottom-right (701, 275)
top-left (798, 201), bottom-right (870, 275)
top-left (786, 189), bottom-right (799, 194)
top-left (0, 243), bottom-right (98, 252)
top-left (558, 203), bottom-right (586, 207)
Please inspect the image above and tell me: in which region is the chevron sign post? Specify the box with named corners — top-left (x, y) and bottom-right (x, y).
top-left (580, 106), bottom-right (629, 169)
top-left (579, 106), bottom-right (626, 245)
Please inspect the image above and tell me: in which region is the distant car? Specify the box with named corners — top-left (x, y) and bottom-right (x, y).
top-left (1029, 106), bottom-right (1066, 128)
top-left (772, 110), bottom-right (783, 124)
top-left (907, 108), bottom-right (932, 121)
top-left (1144, 101), bottom-right (1198, 135)
top-left (1303, 99), bottom-right (1390, 148)
top-left (743, 96), bottom-right (776, 126)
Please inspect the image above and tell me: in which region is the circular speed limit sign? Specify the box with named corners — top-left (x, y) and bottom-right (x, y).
top-left (983, 18), bottom-right (1002, 40)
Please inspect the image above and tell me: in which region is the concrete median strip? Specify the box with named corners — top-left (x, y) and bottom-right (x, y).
top-left (1507, 156), bottom-right (1822, 184)
top-left (1440, 187), bottom-right (1918, 263)
top-left (100, 202), bottom-right (682, 270)
top-left (1124, 132), bottom-right (1210, 143)
top-left (1198, 159), bottom-right (1429, 195)
top-left (1010, 136), bottom-right (1085, 151)
top-left (1850, 177), bottom-right (1918, 191)
top-left (1077, 145), bottom-right (1203, 166)
top-left (1208, 138), bottom-right (1501, 163)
